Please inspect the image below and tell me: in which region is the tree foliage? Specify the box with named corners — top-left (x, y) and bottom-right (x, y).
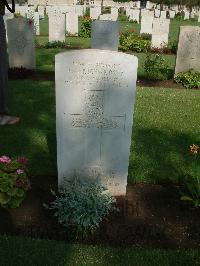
top-left (150, 0), bottom-right (200, 7)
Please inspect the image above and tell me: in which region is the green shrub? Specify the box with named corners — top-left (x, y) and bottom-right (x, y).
top-left (168, 40), bottom-right (178, 54)
top-left (174, 71), bottom-right (200, 89)
top-left (44, 177), bottom-right (118, 236)
top-left (119, 33), bottom-right (151, 53)
top-left (129, 19), bottom-right (139, 24)
top-left (0, 156), bottom-right (31, 208)
top-left (41, 41), bottom-right (67, 49)
top-left (180, 144), bottom-right (200, 208)
top-left (144, 54), bottom-right (172, 80)
top-left (118, 14), bottom-right (129, 21)
top-left (174, 11), bottom-right (184, 20)
top-left (101, 7), bottom-right (111, 15)
top-left (79, 16), bottom-right (92, 38)
top-left (140, 33), bottom-right (152, 41)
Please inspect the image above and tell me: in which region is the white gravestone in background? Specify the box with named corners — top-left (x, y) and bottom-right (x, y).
top-left (49, 13), bottom-right (65, 42)
top-left (184, 11), bottom-right (190, 20)
top-left (34, 12), bottom-right (40, 36)
top-left (91, 20), bottom-right (119, 51)
top-left (55, 49), bottom-right (138, 196)
top-left (111, 7), bottom-right (118, 20)
top-left (128, 9), bottom-right (140, 23)
top-left (169, 10), bottom-right (176, 18)
top-left (90, 7), bottom-right (101, 20)
top-left (154, 9), bottom-right (160, 18)
top-left (66, 13), bottom-right (78, 36)
top-left (38, 6), bottom-right (45, 18)
top-left (175, 26), bottom-right (200, 74)
top-left (151, 18), bottom-right (170, 48)
top-left (140, 16), bottom-right (153, 34)
top-left (160, 10), bottom-right (166, 18)
top-left (7, 18), bottom-right (36, 69)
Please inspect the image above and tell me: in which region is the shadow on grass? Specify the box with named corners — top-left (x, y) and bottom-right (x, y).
top-left (128, 127), bottom-right (198, 183)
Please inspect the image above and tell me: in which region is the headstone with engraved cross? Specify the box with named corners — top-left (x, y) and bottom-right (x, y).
top-left (7, 17), bottom-right (36, 69)
top-left (55, 50), bottom-right (138, 196)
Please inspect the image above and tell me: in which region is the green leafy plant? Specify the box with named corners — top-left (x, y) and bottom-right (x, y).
top-left (144, 53), bottom-right (172, 80)
top-left (118, 14), bottom-right (129, 21)
top-left (79, 16), bottom-right (92, 38)
top-left (0, 156), bottom-right (31, 208)
top-left (180, 144), bottom-right (200, 208)
top-left (44, 41), bottom-right (67, 48)
top-left (44, 177), bottom-right (118, 236)
top-left (119, 32), bottom-right (151, 53)
top-left (168, 40), bottom-right (178, 54)
top-left (174, 71), bottom-right (200, 89)
top-left (140, 33), bottom-right (152, 41)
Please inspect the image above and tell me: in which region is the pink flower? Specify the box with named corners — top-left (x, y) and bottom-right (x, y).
top-left (0, 155), bottom-right (11, 164)
top-left (16, 169), bottom-right (24, 175)
top-left (17, 156), bottom-right (28, 165)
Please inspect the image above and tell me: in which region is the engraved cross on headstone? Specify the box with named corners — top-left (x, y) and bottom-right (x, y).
top-left (69, 89), bottom-right (126, 160)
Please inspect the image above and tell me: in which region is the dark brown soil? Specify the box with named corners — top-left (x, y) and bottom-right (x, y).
top-left (136, 79), bottom-right (184, 89)
top-left (0, 175), bottom-right (199, 248)
top-left (9, 69), bottom-right (186, 89)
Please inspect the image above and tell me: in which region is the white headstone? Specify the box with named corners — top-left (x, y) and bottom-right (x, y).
top-left (91, 20), bottom-right (119, 51)
top-left (127, 9), bottom-right (140, 23)
top-left (141, 9), bottom-right (154, 18)
top-left (49, 13), bottom-right (65, 42)
top-left (190, 11), bottom-right (195, 19)
top-left (90, 7), bottom-right (101, 20)
top-left (75, 5), bottom-right (85, 16)
top-left (66, 13), bottom-right (78, 36)
top-left (38, 6), bottom-right (45, 18)
top-left (160, 10), bottom-right (166, 18)
top-left (140, 15), bottom-right (153, 34)
top-left (198, 15), bottom-right (200, 22)
top-left (55, 49), bottom-right (138, 196)
top-left (152, 18), bottom-right (170, 48)
top-left (175, 26), bottom-right (200, 74)
top-left (111, 7), bottom-right (118, 21)
top-left (7, 18), bottom-right (36, 69)
top-left (34, 12), bottom-right (40, 36)
top-left (26, 7), bottom-right (35, 20)
top-left (184, 11), bottom-right (190, 20)
top-left (154, 9), bottom-right (160, 18)
top-left (169, 10), bottom-right (176, 18)
top-left (136, 1), bottom-right (140, 9)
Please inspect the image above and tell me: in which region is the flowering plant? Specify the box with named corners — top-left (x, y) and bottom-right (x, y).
top-left (0, 155), bottom-right (31, 208)
top-left (180, 144), bottom-right (200, 208)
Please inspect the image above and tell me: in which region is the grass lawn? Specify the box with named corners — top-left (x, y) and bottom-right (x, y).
top-left (1, 81), bottom-right (200, 184)
top-left (0, 235), bottom-right (199, 266)
top-left (36, 48), bottom-right (176, 78)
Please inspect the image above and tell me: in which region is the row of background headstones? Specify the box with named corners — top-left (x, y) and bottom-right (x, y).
top-left (5, 3), bottom-right (200, 21)
top-left (3, 12), bottom-right (178, 47)
top-left (4, 6), bottom-right (200, 40)
top-left (5, 16), bottom-right (200, 76)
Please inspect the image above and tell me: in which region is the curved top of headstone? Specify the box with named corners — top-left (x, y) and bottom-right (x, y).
top-left (55, 49), bottom-right (138, 65)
